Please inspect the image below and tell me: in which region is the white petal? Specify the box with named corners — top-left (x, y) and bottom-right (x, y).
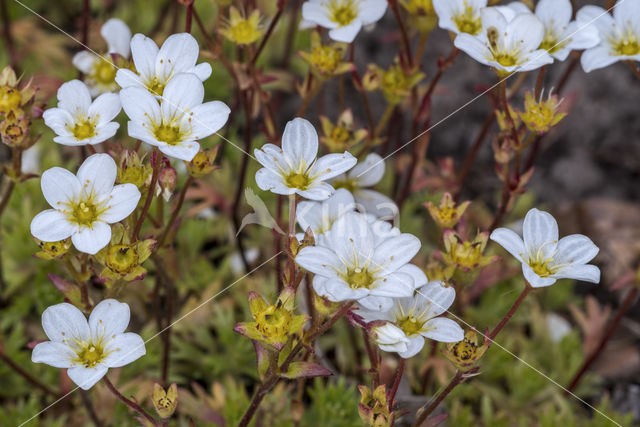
top-left (433, 0), bottom-right (458, 33)
top-left (89, 122), bottom-right (119, 144)
top-left (517, 49), bottom-right (554, 72)
top-left (72, 51), bottom-right (96, 74)
top-left (552, 264), bottom-right (600, 283)
top-left (255, 167), bottom-right (293, 195)
top-left (522, 208), bottom-right (558, 257)
top-left (191, 62), bottom-right (212, 81)
top-left (563, 21), bottom-right (600, 51)
top-left (115, 68), bottom-right (144, 90)
top-left (297, 245), bottom-right (347, 278)
top-left (554, 234), bottom-right (599, 265)
top-left (576, 6), bottom-right (615, 39)
top-left (522, 263), bottom-right (556, 287)
top-left (120, 86), bottom-right (161, 124)
top-left (397, 335), bottom-right (425, 358)
top-left (31, 209), bottom-right (75, 242)
top-left (297, 182), bottom-right (335, 200)
top-left (72, 222), bottom-right (112, 255)
top-left (67, 365), bottom-right (108, 390)
top-left (490, 227), bottom-right (525, 261)
top-left (328, 20), bottom-right (363, 43)
top-left (156, 33), bottom-right (200, 81)
top-left (254, 144), bottom-right (290, 174)
top-left (189, 100), bottom-right (231, 139)
top-left (613, 0), bottom-right (640, 33)
top-left (421, 317), bottom-right (464, 342)
top-left (281, 118), bottom-right (318, 170)
top-left (100, 184), bottom-right (141, 223)
top-left (161, 72), bottom-right (204, 118)
top-left (370, 233), bottom-right (421, 275)
top-left (350, 153), bottom-right (385, 186)
top-left (357, 295), bottom-right (394, 312)
top-left (43, 108), bottom-right (74, 136)
top-left (57, 80), bottom-right (92, 114)
top-left (354, 189), bottom-right (398, 219)
top-left (322, 278), bottom-right (368, 302)
top-left (88, 93), bottom-right (121, 124)
top-left (308, 152), bottom-right (357, 182)
top-left (130, 33), bottom-right (159, 80)
top-left (89, 299), bottom-right (131, 339)
top-left (102, 332), bottom-right (146, 367)
top-left (158, 140), bottom-right (200, 161)
top-left (41, 167), bottom-right (81, 207)
top-left (415, 282), bottom-right (456, 318)
top-left (581, 46), bottom-right (620, 72)
top-left (127, 121), bottom-right (156, 144)
top-left (507, 14), bottom-right (545, 54)
top-left (53, 135), bottom-right (87, 146)
top-left (296, 200), bottom-right (323, 235)
top-left (536, 0), bottom-right (571, 28)
top-left (32, 341), bottom-right (75, 368)
top-left (77, 153), bottom-right (117, 197)
top-left (358, 0), bottom-right (387, 24)
top-left (454, 34), bottom-right (492, 67)
top-left (396, 264), bottom-right (428, 289)
top-left (101, 18), bottom-right (131, 57)
top-left (371, 271), bottom-right (415, 297)
top-left (42, 302), bottom-right (90, 343)
top-left (301, 2), bottom-right (338, 29)
top-left (327, 212), bottom-right (374, 268)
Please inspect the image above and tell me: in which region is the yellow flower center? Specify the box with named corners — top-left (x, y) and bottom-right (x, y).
top-left (63, 195), bottom-right (107, 227)
top-left (310, 46), bottom-right (343, 75)
top-left (0, 85), bottom-right (22, 114)
top-left (39, 240), bottom-right (70, 258)
top-left (330, 126), bottom-right (352, 144)
top-left (91, 59), bottom-right (117, 85)
top-left (345, 268), bottom-right (374, 289)
top-left (527, 257), bottom-right (555, 277)
top-left (328, 0), bottom-right (358, 26)
top-left (611, 31), bottom-right (640, 56)
top-left (146, 77), bottom-right (166, 96)
top-left (285, 172), bottom-right (311, 190)
top-left (153, 123), bottom-right (182, 145)
top-left (70, 118), bottom-right (97, 140)
top-left (106, 244), bottom-right (139, 274)
top-left (229, 20), bottom-right (262, 45)
top-left (539, 29), bottom-right (569, 54)
top-left (331, 178), bottom-right (357, 193)
top-left (71, 339), bottom-right (109, 368)
top-left (397, 315), bottom-right (424, 336)
top-left (255, 305), bottom-right (292, 339)
top-left (452, 5), bottom-right (482, 35)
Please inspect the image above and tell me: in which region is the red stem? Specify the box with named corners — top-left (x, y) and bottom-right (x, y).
top-left (488, 284), bottom-right (531, 340)
top-left (388, 358), bottom-right (405, 414)
top-left (102, 376), bottom-right (158, 425)
top-left (133, 149), bottom-right (161, 239)
top-left (185, 1), bottom-right (193, 34)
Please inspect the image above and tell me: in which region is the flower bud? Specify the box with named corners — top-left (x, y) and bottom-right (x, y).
top-left (299, 32), bottom-right (352, 79)
top-left (379, 61), bottom-right (425, 105)
top-left (319, 110), bottom-right (368, 152)
top-left (220, 7), bottom-right (263, 45)
top-left (152, 383), bottom-right (178, 419)
top-left (117, 150), bottom-right (152, 189)
top-left (186, 145), bottom-right (219, 178)
top-left (424, 192), bottom-right (470, 229)
top-left (0, 110), bottom-right (30, 148)
top-left (442, 329), bottom-right (488, 370)
top-left (519, 90), bottom-right (566, 134)
top-left (156, 166), bottom-right (177, 202)
top-left (358, 384), bottom-right (392, 427)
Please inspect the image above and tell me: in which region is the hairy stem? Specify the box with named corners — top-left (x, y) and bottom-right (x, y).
top-left (103, 376), bottom-right (158, 426)
top-left (488, 283), bottom-right (531, 340)
top-left (388, 357), bottom-right (405, 414)
top-left (413, 370), bottom-right (464, 426)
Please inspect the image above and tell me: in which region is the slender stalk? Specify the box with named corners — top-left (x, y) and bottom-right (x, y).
top-left (184, 0), bottom-right (193, 33)
top-left (413, 370), bottom-right (464, 426)
top-left (250, 0), bottom-right (288, 66)
top-left (287, 194), bottom-right (297, 286)
top-left (350, 44), bottom-right (375, 137)
top-left (388, 0), bottom-right (412, 67)
top-left (238, 375), bottom-right (279, 427)
top-left (102, 376), bottom-right (159, 426)
top-left (0, 351), bottom-right (60, 397)
top-left (534, 66), bottom-right (546, 98)
top-left (566, 286), bottom-right (639, 393)
top-left (488, 283), bottom-right (531, 340)
top-left (0, 147), bottom-right (22, 218)
top-left (81, 0), bottom-right (90, 45)
top-left (296, 74), bottom-right (322, 116)
top-left (157, 176), bottom-right (193, 247)
top-left (80, 390), bottom-right (103, 427)
top-left (455, 112), bottom-right (495, 198)
top-left (362, 329), bottom-right (380, 388)
top-left (626, 61), bottom-right (640, 81)
top-left (155, 260), bottom-right (174, 385)
top-left (556, 54), bottom-right (580, 94)
top-left (388, 358), bottom-right (405, 413)
top-left (133, 149), bottom-right (161, 239)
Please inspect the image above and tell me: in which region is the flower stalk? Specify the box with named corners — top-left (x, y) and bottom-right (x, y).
top-left (103, 376), bottom-right (159, 426)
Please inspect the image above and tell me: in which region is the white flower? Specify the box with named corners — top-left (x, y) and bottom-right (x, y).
top-left (30, 154), bottom-right (141, 255)
top-left (32, 299), bottom-right (145, 390)
top-left (360, 282), bottom-right (464, 358)
top-left (120, 73), bottom-right (230, 161)
top-left (506, 0), bottom-right (600, 61)
top-left (490, 208), bottom-right (600, 288)
top-left (371, 323), bottom-right (409, 354)
top-left (295, 212), bottom-right (425, 311)
top-left (578, 1), bottom-right (640, 72)
top-left (296, 188), bottom-right (357, 242)
top-left (301, 0), bottom-right (387, 43)
top-left (73, 18), bottom-right (132, 96)
top-left (43, 80), bottom-right (121, 146)
top-left (331, 153), bottom-right (398, 219)
top-left (433, 0), bottom-right (487, 35)
top-left (115, 33), bottom-right (212, 96)
top-left (254, 118), bottom-right (357, 201)
top-left (454, 7), bottom-right (553, 73)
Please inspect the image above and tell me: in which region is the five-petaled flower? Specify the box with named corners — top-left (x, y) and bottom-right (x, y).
top-left (43, 80), bottom-right (121, 146)
top-left (301, 0), bottom-right (388, 43)
top-left (578, 0), bottom-right (640, 72)
top-left (30, 154), bottom-right (141, 255)
top-left (361, 281), bottom-right (464, 358)
top-left (115, 33), bottom-right (212, 96)
top-left (433, 0), bottom-right (486, 36)
top-left (73, 18), bottom-right (132, 96)
top-left (254, 117), bottom-right (357, 200)
top-left (32, 299), bottom-right (145, 390)
top-left (296, 212), bottom-right (426, 311)
top-left (120, 73), bottom-right (230, 161)
top-left (490, 208), bottom-right (600, 287)
top-left (454, 7), bottom-right (553, 73)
